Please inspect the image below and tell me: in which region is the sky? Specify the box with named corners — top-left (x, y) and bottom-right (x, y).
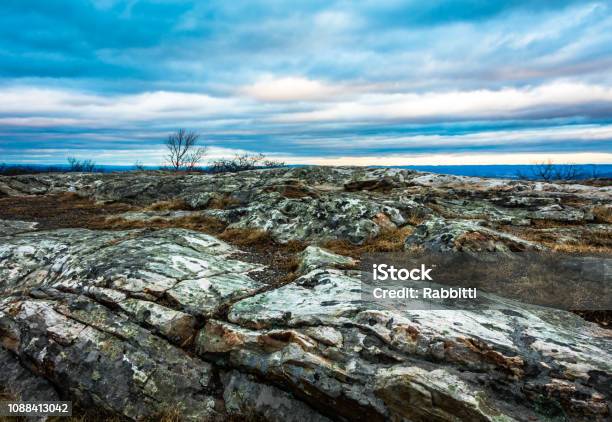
top-left (1, 0), bottom-right (612, 166)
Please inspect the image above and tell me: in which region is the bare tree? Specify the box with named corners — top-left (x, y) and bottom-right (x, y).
top-left (67, 157), bottom-right (97, 172)
top-left (184, 147), bottom-right (207, 171)
top-left (516, 160), bottom-right (583, 182)
top-left (552, 163), bottom-right (582, 181)
top-left (133, 160), bottom-right (145, 171)
top-left (532, 160), bottom-right (556, 182)
top-left (165, 129), bottom-right (206, 171)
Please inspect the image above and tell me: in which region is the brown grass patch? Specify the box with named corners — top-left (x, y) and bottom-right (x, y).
top-left (323, 226), bottom-right (414, 259)
top-left (93, 214), bottom-right (228, 234)
top-left (208, 195), bottom-right (240, 209)
top-left (405, 209), bottom-right (426, 226)
top-left (593, 205), bottom-right (612, 224)
top-left (547, 240), bottom-right (612, 254)
top-left (283, 239), bottom-right (308, 253)
top-left (0, 193), bottom-right (135, 230)
top-left (219, 228), bottom-right (274, 248)
top-left (220, 228), bottom-right (306, 265)
top-left (501, 225), bottom-right (612, 253)
top-left (277, 255), bottom-right (301, 273)
top-left (145, 198), bottom-right (190, 211)
top-left (146, 407), bottom-right (182, 422)
top-left (530, 219), bottom-right (582, 228)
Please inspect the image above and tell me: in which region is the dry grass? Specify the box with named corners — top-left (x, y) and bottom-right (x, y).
top-left (218, 227), bottom-right (304, 253)
top-left (281, 239), bottom-right (308, 254)
top-left (547, 240), bottom-right (611, 254)
top-left (219, 227), bottom-right (274, 248)
top-left (530, 219), bottom-right (582, 228)
top-left (93, 214), bottom-right (227, 234)
top-left (0, 193), bottom-right (135, 230)
top-left (207, 195), bottom-right (240, 209)
top-left (593, 205), bottom-right (612, 224)
top-left (501, 225), bottom-right (612, 253)
top-left (323, 226), bottom-right (414, 259)
top-left (405, 209), bottom-right (426, 226)
top-left (277, 255), bottom-right (301, 273)
top-left (219, 229), bottom-right (306, 286)
top-left (145, 198), bottom-right (191, 211)
top-left (147, 407), bottom-right (182, 422)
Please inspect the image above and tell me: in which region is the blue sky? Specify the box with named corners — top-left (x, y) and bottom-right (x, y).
top-left (1, 0), bottom-right (611, 165)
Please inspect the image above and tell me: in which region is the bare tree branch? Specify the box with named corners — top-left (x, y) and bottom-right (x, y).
top-left (516, 160), bottom-right (584, 182)
top-left (67, 157), bottom-right (97, 172)
top-left (165, 129), bottom-right (205, 171)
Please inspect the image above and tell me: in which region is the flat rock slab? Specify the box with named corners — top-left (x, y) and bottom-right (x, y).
top-left (225, 268), bottom-right (612, 420)
top-left (0, 219), bottom-right (38, 236)
top-left (0, 295), bottom-right (219, 421)
top-left (0, 228), bottom-right (263, 316)
top-left (0, 228), bottom-right (269, 420)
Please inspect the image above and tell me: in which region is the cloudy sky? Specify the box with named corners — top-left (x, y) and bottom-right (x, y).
top-left (1, 0), bottom-right (612, 166)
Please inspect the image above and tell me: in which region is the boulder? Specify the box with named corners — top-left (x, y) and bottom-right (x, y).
top-left (297, 246), bottom-right (357, 274)
top-left (405, 218), bottom-right (543, 252)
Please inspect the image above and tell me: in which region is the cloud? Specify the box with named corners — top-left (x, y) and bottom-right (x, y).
top-left (275, 82), bottom-right (612, 123)
top-left (0, 87), bottom-right (245, 123)
top-left (241, 76), bottom-right (342, 101)
top-left (1, 0), bottom-right (611, 165)
top-left (303, 152), bottom-right (612, 166)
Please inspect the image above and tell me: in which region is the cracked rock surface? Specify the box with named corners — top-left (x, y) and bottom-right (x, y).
top-left (0, 166), bottom-right (610, 421)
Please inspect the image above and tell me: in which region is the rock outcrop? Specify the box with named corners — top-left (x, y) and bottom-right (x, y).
top-left (0, 166), bottom-right (610, 421)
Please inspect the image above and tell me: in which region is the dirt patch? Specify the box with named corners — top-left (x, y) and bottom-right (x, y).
top-left (0, 193), bottom-right (135, 230)
top-left (221, 228), bottom-right (305, 285)
top-left (344, 178), bottom-right (398, 192)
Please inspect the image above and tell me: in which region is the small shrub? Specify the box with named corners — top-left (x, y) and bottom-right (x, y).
top-left (67, 157), bottom-right (97, 172)
top-left (515, 160), bottom-right (583, 181)
top-left (208, 153), bottom-right (285, 174)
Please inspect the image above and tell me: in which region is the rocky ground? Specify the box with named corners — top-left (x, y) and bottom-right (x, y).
top-left (0, 166), bottom-right (610, 421)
